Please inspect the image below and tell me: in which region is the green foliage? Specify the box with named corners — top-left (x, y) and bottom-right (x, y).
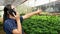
top-left (16, 4), bottom-right (33, 14)
top-left (22, 15), bottom-right (60, 34)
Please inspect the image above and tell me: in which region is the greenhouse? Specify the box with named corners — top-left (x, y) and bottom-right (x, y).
top-left (0, 0), bottom-right (60, 34)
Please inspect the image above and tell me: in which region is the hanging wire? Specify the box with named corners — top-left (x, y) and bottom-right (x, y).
top-left (35, 0), bottom-right (39, 10)
top-left (34, 0), bottom-right (37, 11)
top-left (48, 0), bottom-right (50, 9)
top-left (27, 0), bottom-right (29, 13)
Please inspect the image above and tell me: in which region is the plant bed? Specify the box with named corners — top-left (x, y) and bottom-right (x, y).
top-left (22, 15), bottom-right (60, 34)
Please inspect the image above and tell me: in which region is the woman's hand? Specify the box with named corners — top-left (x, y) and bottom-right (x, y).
top-left (36, 9), bottom-right (42, 14)
top-left (13, 11), bottom-right (20, 21)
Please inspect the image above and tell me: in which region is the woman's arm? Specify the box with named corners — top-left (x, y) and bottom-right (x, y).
top-left (22, 9), bottom-right (42, 19)
top-left (12, 12), bottom-right (22, 34)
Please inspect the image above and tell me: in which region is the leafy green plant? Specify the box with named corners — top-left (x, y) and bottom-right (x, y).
top-left (22, 15), bottom-right (60, 34)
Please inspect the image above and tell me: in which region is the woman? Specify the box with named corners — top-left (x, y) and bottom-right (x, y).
top-left (3, 4), bottom-right (42, 34)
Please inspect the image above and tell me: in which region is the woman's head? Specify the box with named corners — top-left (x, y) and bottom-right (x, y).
top-left (3, 4), bottom-right (16, 22)
top-left (4, 4), bottom-right (15, 12)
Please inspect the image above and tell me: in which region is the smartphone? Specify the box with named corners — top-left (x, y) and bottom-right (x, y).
top-left (8, 9), bottom-right (16, 17)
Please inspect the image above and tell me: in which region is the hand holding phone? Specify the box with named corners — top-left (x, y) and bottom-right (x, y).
top-left (12, 10), bottom-right (20, 20)
top-left (8, 9), bottom-right (20, 20)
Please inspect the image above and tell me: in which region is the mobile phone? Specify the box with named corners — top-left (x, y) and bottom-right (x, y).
top-left (8, 9), bottom-right (16, 17)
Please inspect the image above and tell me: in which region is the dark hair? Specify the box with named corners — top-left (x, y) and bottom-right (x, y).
top-left (3, 4), bottom-right (16, 22)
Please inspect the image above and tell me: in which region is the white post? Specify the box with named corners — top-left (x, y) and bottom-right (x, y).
top-left (0, 6), bottom-right (4, 18)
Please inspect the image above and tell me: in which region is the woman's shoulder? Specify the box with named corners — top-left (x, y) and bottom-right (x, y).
top-left (4, 18), bottom-right (15, 24)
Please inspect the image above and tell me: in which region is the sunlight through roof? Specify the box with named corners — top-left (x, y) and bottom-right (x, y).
top-left (24, 0), bottom-right (57, 7)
